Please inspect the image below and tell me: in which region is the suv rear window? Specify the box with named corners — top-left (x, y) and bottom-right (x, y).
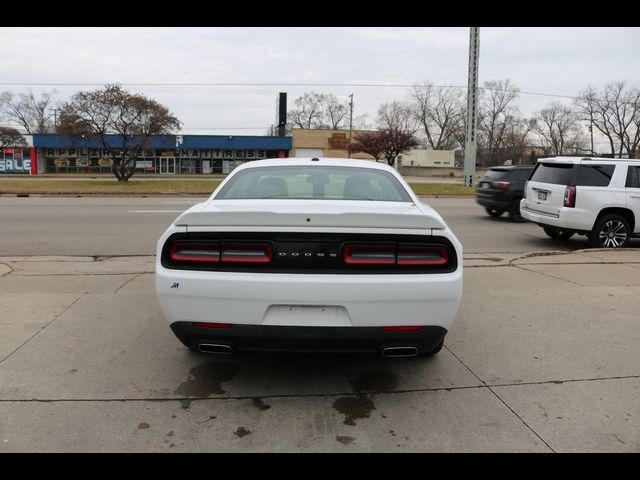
top-left (576, 165), bottom-right (615, 187)
top-left (530, 163), bottom-right (575, 185)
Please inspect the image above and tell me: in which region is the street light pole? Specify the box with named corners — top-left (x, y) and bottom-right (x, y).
top-left (348, 93), bottom-right (353, 158)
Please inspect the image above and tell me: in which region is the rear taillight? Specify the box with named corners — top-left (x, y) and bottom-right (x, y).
top-left (382, 325), bottom-right (423, 332)
top-left (194, 322), bottom-right (232, 329)
top-left (564, 186), bottom-right (576, 208)
top-left (168, 241), bottom-right (273, 264)
top-left (397, 245), bottom-right (449, 266)
top-left (343, 244), bottom-right (396, 265)
top-left (169, 242), bottom-right (220, 263)
top-left (491, 181), bottom-right (511, 189)
top-left (221, 242), bottom-right (273, 264)
top-left (523, 181), bottom-right (528, 199)
top-left (342, 243), bottom-right (450, 268)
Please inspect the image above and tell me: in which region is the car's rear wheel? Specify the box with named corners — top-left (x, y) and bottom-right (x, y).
top-left (486, 207), bottom-right (503, 218)
top-left (543, 226), bottom-right (575, 241)
top-left (508, 197), bottom-right (526, 222)
top-left (588, 214), bottom-right (630, 248)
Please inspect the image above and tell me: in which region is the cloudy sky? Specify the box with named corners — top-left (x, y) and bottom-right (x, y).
top-left (1, 27), bottom-right (639, 140)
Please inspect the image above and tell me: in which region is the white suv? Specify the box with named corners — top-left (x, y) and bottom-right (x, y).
top-left (520, 157), bottom-right (640, 248)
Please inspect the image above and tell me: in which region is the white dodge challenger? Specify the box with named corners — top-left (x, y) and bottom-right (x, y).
top-left (156, 158), bottom-right (463, 357)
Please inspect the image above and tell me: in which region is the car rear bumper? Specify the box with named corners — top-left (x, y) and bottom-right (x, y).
top-left (170, 322), bottom-right (447, 355)
top-left (156, 267), bottom-right (463, 330)
top-left (520, 201), bottom-right (593, 232)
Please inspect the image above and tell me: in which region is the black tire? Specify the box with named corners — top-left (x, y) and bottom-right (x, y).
top-left (508, 197), bottom-right (526, 222)
top-left (588, 214), bottom-right (631, 248)
top-left (543, 226), bottom-right (575, 241)
top-left (421, 339), bottom-right (444, 356)
top-left (486, 207), bottom-right (503, 218)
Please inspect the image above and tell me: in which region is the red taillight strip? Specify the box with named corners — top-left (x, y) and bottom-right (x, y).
top-left (382, 326), bottom-right (423, 332)
top-left (194, 322), bottom-right (232, 329)
top-left (343, 243), bottom-right (450, 267)
top-left (397, 246), bottom-right (449, 266)
top-left (169, 242), bottom-right (220, 263)
top-left (343, 244), bottom-right (396, 265)
top-left (221, 242), bottom-right (273, 264)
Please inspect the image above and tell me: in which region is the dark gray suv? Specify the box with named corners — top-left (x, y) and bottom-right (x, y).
top-left (476, 165), bottom-right (534, 222)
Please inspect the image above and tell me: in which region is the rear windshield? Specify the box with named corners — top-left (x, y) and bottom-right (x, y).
top-left (215, 165), bottom-right (413, 202)
top-left (530, 163), bottom-right (576, 185)
top-left (484, 169), bottom-right (509, 180)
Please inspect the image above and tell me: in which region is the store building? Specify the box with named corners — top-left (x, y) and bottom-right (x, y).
top-left (31, 134), bottom-right (292, 174)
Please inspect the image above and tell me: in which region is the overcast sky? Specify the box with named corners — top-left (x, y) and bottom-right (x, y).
top-left (1, 26), bottom-right (639, 141)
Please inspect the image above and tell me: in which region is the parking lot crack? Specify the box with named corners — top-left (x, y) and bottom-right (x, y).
top-left (0, 292), bottom-right (87, 365)
top-left (511, 264), bottom-right (580, 285)
top-left (114, 273), bottom-right (145, 294)
top-left (444, 344), bottom-right (556, 453)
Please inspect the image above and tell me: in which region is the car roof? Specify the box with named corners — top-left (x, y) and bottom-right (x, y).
top-left (489, 165), bottom-right (534, 170)
top-left (537, 156), bottom-right (639, 164)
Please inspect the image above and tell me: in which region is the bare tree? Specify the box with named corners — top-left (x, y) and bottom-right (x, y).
top-left (57, 84), bottom-right (181, 182)
top-left (0, 90), bottom-right (58, 134)
top-left (576, 83), bottom-right (640, 158)
top-left (477, 80), bottom-right (523, 165)
top-left (534, 102), bottom-right (584, 156)
top-left (287, 92), bottom-right (325, 129)
top-left (410, 83), bottom-right (464, 150)
top-left (322, 93), bottom-right (349, 129)
top-left (350, 101), bottom-right (419, 166)
top-left (287, 92), bottom-right (350, 130)
top-left (0, 126), bottom-right (27, 147)
top-left (377, 101), bottom-right (419, 136)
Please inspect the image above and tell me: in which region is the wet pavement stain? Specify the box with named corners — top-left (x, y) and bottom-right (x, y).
top-left (336, 435), bottom-right (355, 445)
top-left (234, 427), bottom-right (251, 438)
top-left (349, 370), bottom-right (398, 394)
top-left (180, 399), bottom-right (191, 410)
top-left (252, 397), bottom-right (271, 411)
top-left (333, 370), bottom-right (398, 426)
top-left (175, 361), bottom-right (242, 397)
top-left (333, 395), bottom-right (376, 426)
top-left (137, 422), bottom-right (150, 430)
top-left (167, 431), bottom-right (174, 437)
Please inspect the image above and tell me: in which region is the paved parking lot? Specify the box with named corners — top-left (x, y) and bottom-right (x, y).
top-left (1, 250), bottom-right (638, 452)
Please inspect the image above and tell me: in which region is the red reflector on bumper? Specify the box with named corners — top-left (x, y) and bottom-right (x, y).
top-left (382, 326), bottom-right (423, 332)
top-left (194, 322), bottom-right (233, 329)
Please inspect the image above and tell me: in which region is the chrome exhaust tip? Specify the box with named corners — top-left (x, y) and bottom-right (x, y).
top-left (382, 346), bottom-right (419, 358)
top-left (197, 343), bottom-right (234, 355)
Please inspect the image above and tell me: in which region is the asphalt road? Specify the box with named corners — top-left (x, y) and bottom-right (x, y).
top-left (0, 196), bottom-right (637, 257)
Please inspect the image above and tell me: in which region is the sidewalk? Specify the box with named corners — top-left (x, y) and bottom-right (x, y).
top-left (0, 249), bottom-right (638, 452)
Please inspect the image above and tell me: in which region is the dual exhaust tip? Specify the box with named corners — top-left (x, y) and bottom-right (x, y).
top-left (197, 343), bottom-right (234, 354)
top-left (196, 344), bottom-right (419, 357)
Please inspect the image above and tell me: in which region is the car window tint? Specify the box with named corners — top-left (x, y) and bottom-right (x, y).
top-left (626, 166), bottom-right (640, 188)
top-left (215, 166), bottom-right (413, 202)
top-left (530, 163), bottom-right (576, 185)
top-left (576, 165), bottom-right (615, 187)
top-left (484, 169), bottom-right (509, 180)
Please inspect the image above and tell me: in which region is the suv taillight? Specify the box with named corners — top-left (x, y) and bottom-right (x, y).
top-left (564, 186), bottom-right (576, 208)
top-left (491, 181), bottom-right (511, 189)
top-left (523, 181), bottom-right (528, 199)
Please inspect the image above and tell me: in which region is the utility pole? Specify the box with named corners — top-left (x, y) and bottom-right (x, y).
top-left (464, 27), bottom-right (480, 188)
top-left (348, 93), bottom-right (354, 158)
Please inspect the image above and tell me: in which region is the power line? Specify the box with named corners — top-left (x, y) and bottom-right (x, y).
top-left (2, 81), bottom-right (637, 105)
